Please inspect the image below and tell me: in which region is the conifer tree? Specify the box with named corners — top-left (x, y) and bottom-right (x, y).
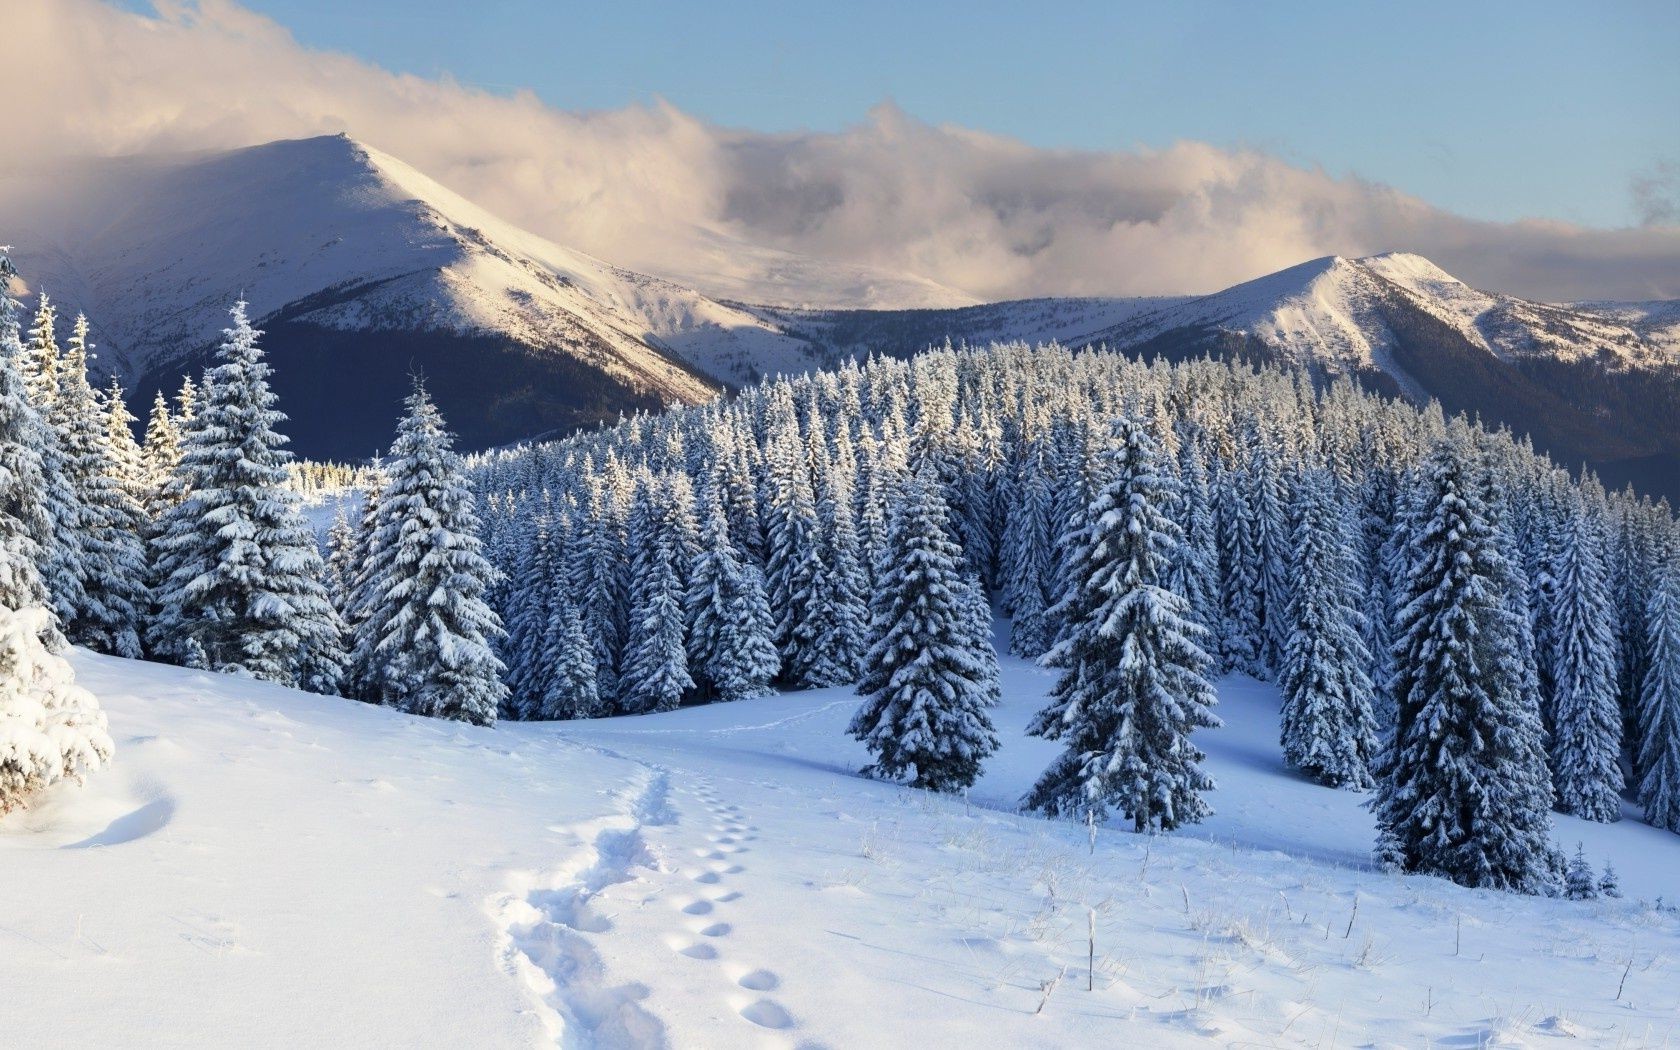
top-left (1599, 861), bottom-right (1621, 898)
top-left (534, 585), bottom-right (602, 719)
top-left (147, 302), bottom-right (346, 693)
top-left (764, 420), bottom-right (843, 687)
top-left (850, 471), bottom-right (1000, 792)
top-left (1002, 443), bottom-right (1056, 658)
top-left (51, 316), bottom-right (145, 657)
top-left (141, 389), bottom-right (183, 518)
top-left (1564, 843), bottom-right (1599, 900)
top-left (1215, 470), bottom-right (1264, 675)
top-left (1278, 471), bottom-right (1378, 789)
top-left (686, 485), bottom-right (778, 703)
top-left (1637, 556), bottom-right (1680, 832)
top-left (1549, 512), bottom-right (1624, 822)
top-left (353, 380), bottom-right (505, 723)
top-left (0, 252), bottom-right (62, 645)
top-left (1024, 417), bottom-right (1220, 831)
top-left (103, 378), bottom-right (144, 491)
top-left (620, 475), bottom-right (694, 714)
top-left (15, 297), bottom-right (87, 637)
top-left (1371, 442), bottom-right (1556, 893)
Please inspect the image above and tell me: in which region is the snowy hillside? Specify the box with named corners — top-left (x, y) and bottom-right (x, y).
top-left (6, 642), bottom-right (1678, 1048)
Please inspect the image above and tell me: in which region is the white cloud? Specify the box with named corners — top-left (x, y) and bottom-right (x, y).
top-left (8, 0), bottom-right (1679, 304)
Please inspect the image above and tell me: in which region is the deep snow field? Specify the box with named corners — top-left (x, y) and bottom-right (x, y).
top-left (6, 628), bottom-right (1680, 1049)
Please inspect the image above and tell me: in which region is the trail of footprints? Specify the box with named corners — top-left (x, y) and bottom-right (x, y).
top-left (659, 779), bottom-right (802, 1039)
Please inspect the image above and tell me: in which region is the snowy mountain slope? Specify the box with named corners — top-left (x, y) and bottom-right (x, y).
top-left (7, 638), bottom-right (1679, 1049)
top-left (0, 136), bottom-right (831, 455)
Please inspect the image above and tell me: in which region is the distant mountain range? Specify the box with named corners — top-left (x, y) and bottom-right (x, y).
top-left (3, 135), bottom-right (1677, 495)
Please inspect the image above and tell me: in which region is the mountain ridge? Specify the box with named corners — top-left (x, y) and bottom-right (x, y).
top-left (2, 135), bottom-right (1677, 493)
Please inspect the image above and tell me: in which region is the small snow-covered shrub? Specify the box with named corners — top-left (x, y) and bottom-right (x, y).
top-left (0, 606), bottom-right (113, 813)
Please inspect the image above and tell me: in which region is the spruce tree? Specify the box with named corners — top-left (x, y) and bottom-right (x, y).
top-left (51, 316), bottom-right (145, 657)
top-left (0, 252), bottom-right (62, 645)
top-left (849, 470), bottom-right (1000, 792)
top-left (1637, 556), bottom-right (1680, 832)
top-left (1024, 417), bottom-right (1221, 831)
top-left (1564, 843), bottom-right (1599, 900)
top-left (1278, 471), bottom-right (1378, 789)
top-left (353, 380), bottom-right (506, 724)
top-left (1002, 443), bottom-right (1056, 659)
top-left (686, 484), bottom-right (778, 703)
top-left (1549, 511), bottom-right (1625, 822)
top-left (619, 475), bottom-right (694, 714)
top-left (1371, 442), bottom-right (1556, 893)
top-left (147, 302), bottom-right (346, 692)
top-left (534, 585), bottom-right (602, 719)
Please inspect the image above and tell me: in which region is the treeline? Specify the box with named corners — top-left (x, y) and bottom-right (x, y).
top-left (471, 342), bottom-right (1680, 894)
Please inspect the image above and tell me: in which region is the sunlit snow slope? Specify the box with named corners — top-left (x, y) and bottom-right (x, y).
top-left (5, 630), bottom-right (1680, 1049)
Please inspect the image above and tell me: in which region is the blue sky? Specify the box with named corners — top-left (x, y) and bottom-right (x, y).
top-left (147, 0), bottom-right (1679, 229)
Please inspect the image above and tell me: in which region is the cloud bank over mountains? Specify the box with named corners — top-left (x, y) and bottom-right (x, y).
top-left (9, 0), bottom-right (1679, 304)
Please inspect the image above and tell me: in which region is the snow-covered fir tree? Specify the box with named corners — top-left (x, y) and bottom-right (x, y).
top-left (686, 483), bottom-right (778, 703)
top-left (0, 252), bottom-right (63, 645)
top-left (849, 469), bottom-right (1000, 793)
top-left (351, 380), bottom-right (505, 724)
top-left (48, 316), bottom-right (146, 657)
top-left (1564, 843), bottom-right (1599, 900)
top-left (1023, 416), bottom-right (1220, 831)
top-left (1548, 509), bottom-right (1625, 821)
top-left (1599, 861), bottom-right (1622, 898)
top-left (619, 473), bottom-right (694, 714)
top-left (533, 585), bottom-right (602, 720)
top-left (0, 605), bottom-right (113, 814)
top-left (147, 302), bottom-right (346, 693)
top-left (1001, 439), bottom-right (1057, 659)
top-left (1637, 554), bottom-right (1680, 832)
top-left (1278, 470), bottom-right (1378, 789)
top-left (1372, 441), bottom-right (1556, 893)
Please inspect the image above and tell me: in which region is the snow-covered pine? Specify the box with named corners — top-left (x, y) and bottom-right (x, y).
top-left (763, 412), bottom-right (843, 689)
top-left (849, 469), bottom-right (1001, 793)
top-left (1637, 554), bottom-right (1680, 832)
top-left (324, 506), bottom-right (357, 620)
top-left (1247, 430), bottom-right (1292, 677)
top-left (1549, 508), bottom-right (1625, 822)
top-left (1564, 843), bottom-right (1599, 900)
top-left (353, 380), bottom-right (505, 724)
top-left (1023, 416), bottom-right (1220, 832)
top-left (1599, 861), bottom-right (1622, 898)
top-left (1167, 434), bottom-right (1222, 663)
top-left (812, 421), bottom-right (870, 678)
top-left (1372, 440), bottom-right (1557, 893)
top-left (24, 292), bottom-right (59, 406)
top-left (343, 461), bottom-right (388, 702)
top-left (1278, 469), bottom-right (1378, 789)
top-left (140, 389), bottom-right (184, 519)
top-left (147, 301), bottom-right (347, 693)
top-left (534, 583), bottom-right (602, 720)
top-left (15, 293), bottom-right (88, 639)
top-left (104, 377), bottom-right (147, 507)
top-left (0, 604), bottom-right (113, 814)
top-left (1215, 459), bottom-right (1264, 676)
top-left (49, 316), bottom-right (145, 657)
top-left (1001, 439), bottom-right (1057, 659)
top-left (0, 252), bottom-right (62, 642)
top-left (619, 471), bottom-right (694, 714)
top-left (686, 481), bottom-right (779, 703)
